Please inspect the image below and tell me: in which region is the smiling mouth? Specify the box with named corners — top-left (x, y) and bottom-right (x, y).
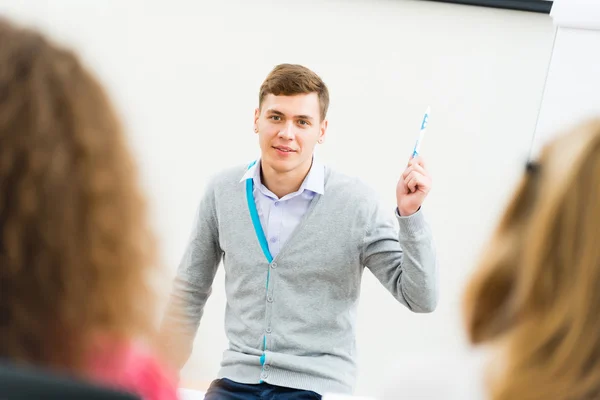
top-left (273, 146), bottom-right (295, 153)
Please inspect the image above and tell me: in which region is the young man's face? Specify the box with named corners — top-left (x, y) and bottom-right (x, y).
top-left (254, 93), bottom-right (327, 175)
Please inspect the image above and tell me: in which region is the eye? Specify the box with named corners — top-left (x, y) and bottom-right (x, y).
top-left (298, 120), bottom-right (309, 126)
top-left (270, 115), bottom-right (281, 121)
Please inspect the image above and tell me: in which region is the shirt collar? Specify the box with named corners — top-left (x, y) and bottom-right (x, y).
top-left (239, 160), bottom-right (259, 182)
top-left (239, 157), bottom-right (325, 196)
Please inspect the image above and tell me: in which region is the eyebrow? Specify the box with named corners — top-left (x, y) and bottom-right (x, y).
top-left (265, 109), bottom-right (314, 121)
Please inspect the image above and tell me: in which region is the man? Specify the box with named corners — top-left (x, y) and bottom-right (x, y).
top-left (160, 64), bottom-right (437, 399)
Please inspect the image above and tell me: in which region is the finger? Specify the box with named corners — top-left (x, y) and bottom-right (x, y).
top-left (408, 156), bottom-right (427, 169)
top-left (406, 176), bottom-right (419, 193)
top-left (404, 170), bottom-right (421, 183)
top-left (404, 170), bottom-right (425, 185)
top-left (407, 174), bottom-right (432, 195)
top-left (404, 171), bottom-right (423, 192)
top-left (400, 178), bottom-right (410, 194)
top-left (402, 163), bottom-right (427, 181)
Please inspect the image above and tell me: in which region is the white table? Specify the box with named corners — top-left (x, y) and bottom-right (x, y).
top-left (177, 387), bottom-right (378, 400)
top-left (178, 388), bottom-right (205, 400)
top-left (177, 388), bottom-right (377, 400)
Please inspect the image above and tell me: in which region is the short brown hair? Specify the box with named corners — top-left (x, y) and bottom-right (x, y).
top-left (258, 64), bottom-right (330, 121)
top-left (0, 18), bottom-right (157, 372)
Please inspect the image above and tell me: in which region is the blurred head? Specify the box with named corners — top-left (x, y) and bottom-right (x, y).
top-left (463, 119), bottom-right (600, 400)
top-left (254, 64), bottom-right (329, 175)
top-left (0, 18), bottom-right (156, 372)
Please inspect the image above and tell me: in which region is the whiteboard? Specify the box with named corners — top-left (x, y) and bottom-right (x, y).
top-left (551, 0), bottom-right (600, 29)
top-left (531, 0), bottom-right (600, 158)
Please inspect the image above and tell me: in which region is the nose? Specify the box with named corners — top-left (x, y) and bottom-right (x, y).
top-left (278, 122), bottom-right (295, 140)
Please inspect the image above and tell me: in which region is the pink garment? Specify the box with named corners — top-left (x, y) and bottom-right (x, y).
top-left (86, 339), bottom-right (179, 400)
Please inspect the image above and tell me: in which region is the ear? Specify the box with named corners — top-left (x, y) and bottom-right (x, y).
top-left (318, 119), bottom-right (328, 144)
top-left (254, 108), bottom-right (260, 133)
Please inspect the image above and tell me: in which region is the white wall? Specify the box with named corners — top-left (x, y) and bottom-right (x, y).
top-left (0, 0), bottom-right (556, 396)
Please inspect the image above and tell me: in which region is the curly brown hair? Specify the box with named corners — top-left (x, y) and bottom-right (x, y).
top-left (0, 18), bottom-right (157, 372)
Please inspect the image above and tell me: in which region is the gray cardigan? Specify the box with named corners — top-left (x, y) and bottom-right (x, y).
top-left (160, 164), bottom-right (438, 395)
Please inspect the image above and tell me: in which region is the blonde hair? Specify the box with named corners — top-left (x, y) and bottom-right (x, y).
top-left (463, 118), bottom-right (600, 399)
top-left (0, 18), bottom-right (157, 372)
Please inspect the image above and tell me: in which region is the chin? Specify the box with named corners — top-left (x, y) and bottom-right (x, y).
top-left (264, 158), bottom-right (297, 173)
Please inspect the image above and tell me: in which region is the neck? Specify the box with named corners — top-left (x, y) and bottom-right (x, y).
top-left (261, 158), bottom-right (313, 199)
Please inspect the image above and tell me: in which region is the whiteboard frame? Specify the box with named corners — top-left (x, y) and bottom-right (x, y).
top-left (423, 0), bottom-right (552, 14)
